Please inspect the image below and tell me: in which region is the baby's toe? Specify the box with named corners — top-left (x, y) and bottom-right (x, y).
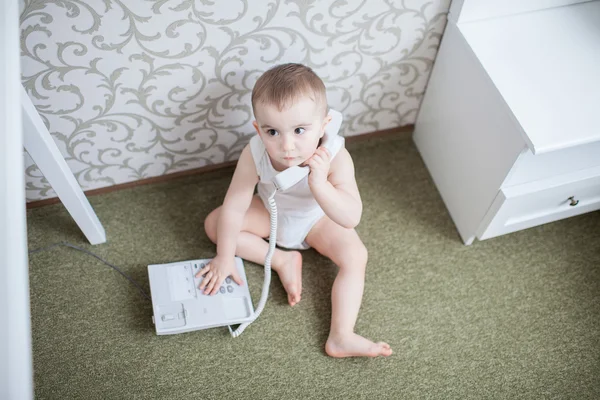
top-left (378, 344), bottom-right (393, 356)
top-left (289, 294), bottom-right (300, 306)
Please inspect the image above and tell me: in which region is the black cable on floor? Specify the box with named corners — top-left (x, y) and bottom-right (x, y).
top-left (28, 242), bottom-right (152, 302)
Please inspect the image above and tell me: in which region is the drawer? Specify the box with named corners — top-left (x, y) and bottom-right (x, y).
top-left (479, 166), bottom-right (600, 240)
top-left (503, 141), bottom-right (600, 187)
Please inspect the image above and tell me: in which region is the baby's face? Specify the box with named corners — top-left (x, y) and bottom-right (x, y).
top-left (253, 96), bottom-right (330, 171)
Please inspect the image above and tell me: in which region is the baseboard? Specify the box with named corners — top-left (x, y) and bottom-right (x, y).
top-left (26, 125), bottom-right (413, 209)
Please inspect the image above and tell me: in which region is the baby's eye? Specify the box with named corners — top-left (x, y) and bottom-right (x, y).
top-left (267, 129), bottom-right (278, 136)
top-left (294, 127), bottom-right (305, 135)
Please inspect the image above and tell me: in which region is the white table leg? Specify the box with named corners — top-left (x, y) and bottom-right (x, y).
top-left (21, 86), bottom-right (106, 245)
top-left (2, 1), bottom-right (33, 398)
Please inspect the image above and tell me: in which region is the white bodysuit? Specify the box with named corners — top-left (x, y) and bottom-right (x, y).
top-left (249, 134), bottom-right (344, 250)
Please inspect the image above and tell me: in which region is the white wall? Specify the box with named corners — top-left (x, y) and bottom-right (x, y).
top-left (20, 0), bottom-right (451, 201)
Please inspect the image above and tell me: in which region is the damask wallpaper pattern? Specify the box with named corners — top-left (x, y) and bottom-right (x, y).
top-left (20, 0), bottom-right (450, 201)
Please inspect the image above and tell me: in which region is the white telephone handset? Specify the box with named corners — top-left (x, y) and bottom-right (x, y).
top-left (272, 109), bottom-right (344, 191)
top-left (229, 109), bottom-right (344, 337)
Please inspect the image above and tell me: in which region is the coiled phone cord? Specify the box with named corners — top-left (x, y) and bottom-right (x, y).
top-left (229, 189), bottom-right (277, 337)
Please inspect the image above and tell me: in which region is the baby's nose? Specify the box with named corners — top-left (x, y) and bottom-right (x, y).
top-left (282, 135), bottom-right (295, 151)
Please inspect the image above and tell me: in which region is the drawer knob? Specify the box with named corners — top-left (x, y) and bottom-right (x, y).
top-left (568, 196), bottom-right (579, 206)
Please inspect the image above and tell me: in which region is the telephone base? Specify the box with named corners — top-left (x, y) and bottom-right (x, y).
top-left (147, 257), bottom-right (254, 335)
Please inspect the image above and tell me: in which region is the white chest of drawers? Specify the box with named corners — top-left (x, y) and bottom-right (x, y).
top-left (414, 0), bottom-right (600, 244)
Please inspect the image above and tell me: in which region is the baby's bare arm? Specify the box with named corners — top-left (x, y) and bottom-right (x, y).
top-left (216, 145), bottom-right (259, 259)
top-left (310, 148), bottom-right (362, 229)
top-left (197, 145), bottom-right (258, 294)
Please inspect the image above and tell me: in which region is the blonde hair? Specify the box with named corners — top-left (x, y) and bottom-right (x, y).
top-left (251, 63), bottom-right (327, 117)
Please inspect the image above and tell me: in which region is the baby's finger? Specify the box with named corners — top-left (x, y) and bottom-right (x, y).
top-left (313, 148), bottom-right (328, 161)
top-left (318, 146), bottom-right (331, 159)
top-left (195, 263), bottom-right (210, 278)
top-left (231, 272), bottom-right (244, 286)
top-left (307, 158), bottom-right (320, 170)
top-left (209, 277), bottom-right (225, 296)
top-left (204, 274), bottom-right (218, 294)
top-left (311, 153), bottom-right (324, 165)
top-left (314, 156), bottom-right (327, 168)
top-left (199, 271), bottom-right (213, 290)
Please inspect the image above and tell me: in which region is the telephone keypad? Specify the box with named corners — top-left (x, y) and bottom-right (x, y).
top-left (194, 282), bottom-right (237, 296)
top-left (192, 276), bottom-right (237, 296)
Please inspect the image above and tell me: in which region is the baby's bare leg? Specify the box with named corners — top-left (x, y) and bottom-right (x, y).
top-left (204, 195), bottom-right (302, 306)
top-left (306, 216), bottom-right (392, 358)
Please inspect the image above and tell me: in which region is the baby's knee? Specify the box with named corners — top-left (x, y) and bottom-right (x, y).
top-left (340, 241), bottom-right (368, 269)
top-left (204, 208), bottom-right (220, 243)
top-left (355, 243), bottom-right (368, 266)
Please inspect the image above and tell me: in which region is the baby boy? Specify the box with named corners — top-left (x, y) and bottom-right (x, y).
top-left (197, 63), bottom-right (392, 358)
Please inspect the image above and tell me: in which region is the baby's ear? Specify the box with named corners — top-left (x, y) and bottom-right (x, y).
top-left (320, 114), bottom-right (332, 138)
top-left (252, 120), bottom-right (260, 134)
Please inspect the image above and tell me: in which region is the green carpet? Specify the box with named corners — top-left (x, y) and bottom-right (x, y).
top-left (26, 134), bottom-right (600, 399)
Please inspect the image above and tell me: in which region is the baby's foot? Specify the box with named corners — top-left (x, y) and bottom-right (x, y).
top-left (325, 333), bottom-right (393, 358)
top-left (273, 251), bottom-right (302, 306)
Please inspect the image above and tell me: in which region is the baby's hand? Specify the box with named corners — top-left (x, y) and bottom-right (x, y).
top-left (307, 146), bottom-right (331, 188)
top-left (195, 255), bottom-right (244, 295)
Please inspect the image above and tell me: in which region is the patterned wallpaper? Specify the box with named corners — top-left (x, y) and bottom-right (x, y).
top-left (20, 0), bottom-right (450, 201)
